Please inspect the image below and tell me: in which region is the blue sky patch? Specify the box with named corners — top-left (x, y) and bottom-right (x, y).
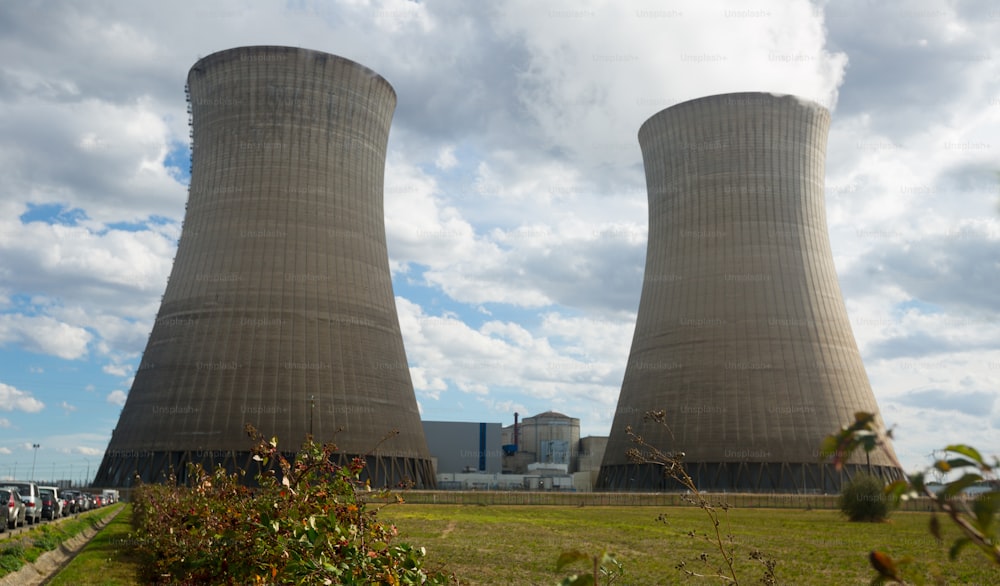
top-left (19, 203), bottom-right (88, 226)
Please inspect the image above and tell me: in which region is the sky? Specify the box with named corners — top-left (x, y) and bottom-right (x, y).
top-left (0, 0), bottom-right (997, 485)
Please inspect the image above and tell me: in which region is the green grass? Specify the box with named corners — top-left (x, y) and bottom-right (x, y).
top-left (48, 504), bottom-right (143, 586)
top-left (39, 501), bottom-right (1000, 585)
top-left (381, 504), bottom-right (999, 585)
top-left (0, 504), bottom-right (123, 579)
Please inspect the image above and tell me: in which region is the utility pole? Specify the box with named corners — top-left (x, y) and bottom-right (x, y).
top-left (31, 444), bottom-right (40, 482)
top-left (309, 394), bottom-right (315, 438)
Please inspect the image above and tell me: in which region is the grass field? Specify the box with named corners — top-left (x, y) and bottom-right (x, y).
top-left (44, 501), bottom-right (998, 585)
top-left (382, 503), bottom-right (999, 585)
top-left (47, 504), bottom-right (143, 586)
top-left (0, 504), bottom-right (124, 580)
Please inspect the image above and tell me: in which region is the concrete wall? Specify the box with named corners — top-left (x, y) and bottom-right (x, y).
top-left (423, 422), bottom-right (502, 474)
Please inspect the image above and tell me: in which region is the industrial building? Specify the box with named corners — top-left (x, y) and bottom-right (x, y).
top-left (422, 421), bottom-right (503, 475)
top-left (418, 413), bottom-right (607, 491)
top-left (94, 46), bottom-right (435, 488)
top-left (598, 93), bottom-right (903, 493)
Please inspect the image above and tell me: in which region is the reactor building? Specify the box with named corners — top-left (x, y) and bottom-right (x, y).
top-left (598, 92), bottom-right (903, 492)
top-left (94, 46), bottom-right (435, 488)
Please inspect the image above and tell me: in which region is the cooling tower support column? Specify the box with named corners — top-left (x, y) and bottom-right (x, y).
top-left (597, 92), bottom-right (902, 493)
top-left (95, 46), bottom-right (435, 488)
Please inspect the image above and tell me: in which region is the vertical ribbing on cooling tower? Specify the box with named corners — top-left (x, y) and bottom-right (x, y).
top-left (597, 92), bottom-right (901, 492)
top-left (94, 46), bottom-right (434, 488)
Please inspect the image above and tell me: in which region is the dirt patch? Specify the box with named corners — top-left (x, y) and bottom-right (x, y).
top-left (0, 508), bottom-right (121, 586)
top-left (441, 519), bottom-right (457, 537)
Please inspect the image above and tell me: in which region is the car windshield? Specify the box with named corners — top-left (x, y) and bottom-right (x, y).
top-left (39, 491), bottom-right (53, 499)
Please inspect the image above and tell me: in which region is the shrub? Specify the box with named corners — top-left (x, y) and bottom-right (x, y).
top-left (839, 473), bottom-right (891, 522)
top-left (130, 425), bottom-right (454, 584)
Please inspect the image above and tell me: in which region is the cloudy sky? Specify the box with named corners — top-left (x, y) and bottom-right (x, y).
top-left (0, 0), bottom-right (997, 484)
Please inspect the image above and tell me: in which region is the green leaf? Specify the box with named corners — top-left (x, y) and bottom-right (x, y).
top-left (853, 412), bottom-right (876, 428)
top-left (949, 537), bottom-right (972, 561)
top-left (556, 550), bottom-right (591, 572)
top-left (819, 436), bottom-right (842, 459)
top-left (972, 491), bottom-right (999, 532)
top-left (935, 457), bottom-right (979, 473)
top-left (944, 444), bottom-right (985, 468)
top-left (884, 480), bottom-right (911, 504)
top-left (939, 473), bottom-right (984, 500)
top-left (929, 513), bottom-right (941, 541)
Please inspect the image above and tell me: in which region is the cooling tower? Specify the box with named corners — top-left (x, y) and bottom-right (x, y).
top-left (94, 46), bottom-right (435, 488)
top-left (597, 93), bottom-right (902, 492)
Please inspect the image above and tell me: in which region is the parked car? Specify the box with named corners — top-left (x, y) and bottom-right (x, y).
top-left (38, 488), bottom-right (62, 520)
top-left (0, 488), bottom-right (25, 529)
top-left (5, 483), bottom-right (38, 524)
top-left (39, 485), bottom-right (63, 518)
top-left (61, 490), bottom-right (75, 514)
top-left (61, 490), bottom-right (82, 514)
top-left (4, 482), bottom-right (40, 524)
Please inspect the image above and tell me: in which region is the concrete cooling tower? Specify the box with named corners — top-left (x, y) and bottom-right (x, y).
top-left (598, 92), bottom-right (902, 492)
top-left (94, 46), bottom-right (435, 488)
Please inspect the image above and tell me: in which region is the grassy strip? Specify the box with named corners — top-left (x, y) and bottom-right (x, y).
top-left (0, 504), bottom-right (123, 579)
top-left (383, 504), bottom-right (999, 584)
top-left (47, 504), bottom-right (142, 586)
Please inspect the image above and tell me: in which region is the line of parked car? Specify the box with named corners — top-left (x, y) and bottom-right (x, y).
top-left (1, 481), bottom-right (116, 531)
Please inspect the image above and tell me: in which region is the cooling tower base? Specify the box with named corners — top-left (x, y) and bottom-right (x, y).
top-left (596, 462), bottom-right (904, 494)
top-left (94, 450), bottom-right (436, 489)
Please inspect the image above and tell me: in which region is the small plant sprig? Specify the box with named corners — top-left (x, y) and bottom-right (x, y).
top-left (555, 550), bottom-right (625, 585)
top-left (823, 411), bottom-right (1000, 584)
top-left (626, 410), bottom-right (776, 585)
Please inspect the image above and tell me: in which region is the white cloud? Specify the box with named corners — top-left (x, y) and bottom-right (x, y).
top-left (434, 145), bottom-right (458, 170)
top-left (106, 390), bottom-right (128, 406)
top-left (0, 382), bottom-right (45, 413)
top-left (0, 447), bottom-right (11, 455)
top-left (0, 418), bottom-right (10, 428)
top-left (396, 297), bottom-right (630, 429)
top-left (102, 363), bottom-right (130, 377)
top-left (0, 314), bottom-right (91, 360)
top-left (60, 401), bottom-right (77, 413)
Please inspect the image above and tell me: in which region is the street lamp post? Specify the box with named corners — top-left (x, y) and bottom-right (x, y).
top-left (30, 444), bottom-right (40, 482)
top-left (83, 458), bottom-right (90, 488)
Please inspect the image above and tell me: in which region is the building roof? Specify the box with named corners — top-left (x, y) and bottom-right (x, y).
top-left (527, 410), bottom-right (573, 420)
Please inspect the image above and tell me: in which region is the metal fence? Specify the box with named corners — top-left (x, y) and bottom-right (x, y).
top-left (397, 490), bottom-right (940, 511)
